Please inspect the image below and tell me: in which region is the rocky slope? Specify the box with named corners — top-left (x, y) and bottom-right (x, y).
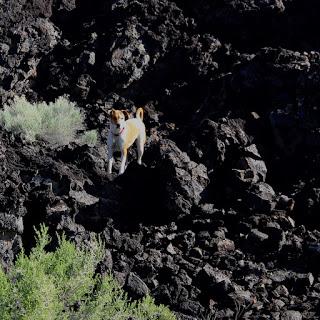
top-left (1, 0), bottom-right (320, 319)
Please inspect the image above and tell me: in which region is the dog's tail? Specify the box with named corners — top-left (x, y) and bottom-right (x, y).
top-left (136, 107), bottom-right (144, 121)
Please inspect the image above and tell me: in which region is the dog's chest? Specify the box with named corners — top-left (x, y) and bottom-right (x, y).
top-left (112, 135), bottom-right (125, 151)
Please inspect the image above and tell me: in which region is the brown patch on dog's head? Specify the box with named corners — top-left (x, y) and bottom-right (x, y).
top-left (109, 109), bottom-right (129, 125)
top-left (121, 110), bottom-right (130, 119)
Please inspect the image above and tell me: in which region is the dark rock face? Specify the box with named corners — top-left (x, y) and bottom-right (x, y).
top-left (1, 0), bottom-right (320, 319)
top-left (158, 139), bottom-right (209, 217)
top-left (0, 0), bottom-right (59, 104)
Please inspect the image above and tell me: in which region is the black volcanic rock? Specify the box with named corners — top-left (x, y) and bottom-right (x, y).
top-left (246, 182), bottom-right (276, 213)
top-left (157, 139), bottom-right (209, 217)
top-left (0, 0), bottom-right (59, 104)
top-left (1, 0), bottom-right (320, 318)
top-left (125, 272), bottom-right (150, 300)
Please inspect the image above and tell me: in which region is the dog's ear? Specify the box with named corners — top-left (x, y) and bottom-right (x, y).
top-left (121, 110), bottom-right (130, 119)
top-left (106, 108), bottom-right (115, 116)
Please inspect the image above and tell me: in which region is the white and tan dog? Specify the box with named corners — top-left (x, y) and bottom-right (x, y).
top-left (107, 108), bottom-right (146, 175)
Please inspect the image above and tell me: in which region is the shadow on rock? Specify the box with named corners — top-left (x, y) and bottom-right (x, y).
top-left (114, 163), bottom-right (169, 230)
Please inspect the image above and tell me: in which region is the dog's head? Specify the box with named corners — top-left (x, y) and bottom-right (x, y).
top-left (109, 109), bottom-right (130, 132)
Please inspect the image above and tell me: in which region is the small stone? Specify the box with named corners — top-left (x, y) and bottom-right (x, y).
top-left (177, 269), bottom-right (192, 286)
top-left (287, 217), bottom-right (296, 228)
top-left (214, 238), bottom-right (235, 252)
top-left (273, 299), bottom-right (286, 310)
top-left (0, 213), bottom-right (24, 234)
top-left (281, 310), bottom-right (302, 320)
top-left (48, 200), bottom-right (70, 215)
top-left (69, 190), bottom-right (99, 206)
top-left (269, 270), bottom-right (291, 283)
top-left (278, 195), bottom-right (295, 212)
top-left (273, 285), bottom-right (289, 298)
top-left (229, 286), bottom-right (254, 304)
top-left (98, 250), bottom-right (113, 274)
top-left (88, 52), bottom-right (95, 65)
top-left (113, 271), bottom-right (126, 287)
top-left (179, 300), bottom-right (204, 317)
top-left (166, 243), bottom-right (176, 255)
top-left (249, 229), bottom-right (269, 242)
top-left (272, 312), bottom-right (281, 320)
top-left (125, 272), bottom-right (149, 299)
top-left (190, 247), bottom-right (203, 258)
top-left (246, 182), bottom-right (276, 212)
top-left (167, 233), bottom-right (176, 241)
top-left (199, 263), bottom-right (231, 285)
top-left (314, 283), bottom-right (320, 291)
top-left (251, 112), bottom-right (260, 119)
top-left (215, 308), bottom-right (234, 319)
top-left (295, 272), bottom-right (314, 288)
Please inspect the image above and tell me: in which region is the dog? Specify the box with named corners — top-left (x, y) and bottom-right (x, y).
top-left (107, 108), bottom-right (146, 175)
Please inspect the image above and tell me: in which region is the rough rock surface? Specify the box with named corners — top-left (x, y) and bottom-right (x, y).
top-left (1, 0), bottom-right (320, 319)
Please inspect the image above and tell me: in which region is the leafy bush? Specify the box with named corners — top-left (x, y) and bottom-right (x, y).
top-left (0, 96), bottom-right (87, 147)
top-left (79, 129), bottom-right (99, 147)
top-left (0, 225), bottom-right (176, 320)
top-left (0, 96), bottom-right (43, 141)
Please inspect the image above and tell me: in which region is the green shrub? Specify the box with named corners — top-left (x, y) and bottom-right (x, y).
top-left (0, 96), bottom-right (88, 147)
top-left (0, 225), bottom-right (176, 320)
top-left (0, 96), bottom-right (43, 141)
top-left (79, 129), bottom-right (98, 147)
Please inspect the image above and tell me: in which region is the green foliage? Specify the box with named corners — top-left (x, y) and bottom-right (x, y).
top-left (79, 129), bottom-right (98, 147)
top-left (0, 96), bottom-right (89, 147)
top-left (37, 96), bottom-right (85, 147)
top-left (0, 96), bottom-right (43, 141)
top-left (0, 267), bottom-right (12, 320)
top-left (0, 225), bottom-right (176, 320)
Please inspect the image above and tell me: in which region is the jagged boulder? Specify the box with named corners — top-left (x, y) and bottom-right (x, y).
top-left (158, 139), bottom-right (209, 217)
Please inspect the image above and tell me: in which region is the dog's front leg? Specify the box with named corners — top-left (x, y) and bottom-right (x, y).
top-left (119, 148), bottom-right (127, 175)
top-left (107, 132), bottom-right (114, 174)
top-left (107, 148), bottom-right (114, 174)
top-left (108, 156), bottom-right (114, 174)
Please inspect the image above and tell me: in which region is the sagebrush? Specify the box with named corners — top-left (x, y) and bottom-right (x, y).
top-left (0, 225), bottom-right (175, 320)
top-left (0, 96), bottom-right (92, 147)
top-left (79, 129), bottom-right (99, 147)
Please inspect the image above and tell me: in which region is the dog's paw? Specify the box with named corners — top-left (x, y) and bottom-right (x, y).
top-left (105, 171), bottom-right (117, 182)
top-left (136, 162), bottom-right (147, 169)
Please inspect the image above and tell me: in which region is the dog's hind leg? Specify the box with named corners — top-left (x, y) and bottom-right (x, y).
top-left (119, 148), bottom-right (127, 175)
top-left (107, 132), bottom-right (114, 174)
top-left (107, 157), bottom-right (114, 174)
top-left (136, 135), bottom-right (145, 165)
top-left (107, 152), bottom-right (114, 174)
